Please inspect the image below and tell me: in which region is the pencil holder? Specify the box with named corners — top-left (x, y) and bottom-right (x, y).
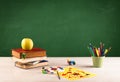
top-left (92, 56), bottom-right (105, 68)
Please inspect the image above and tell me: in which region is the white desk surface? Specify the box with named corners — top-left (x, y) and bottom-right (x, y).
top-left (0, 57), bottom-right (120, 82)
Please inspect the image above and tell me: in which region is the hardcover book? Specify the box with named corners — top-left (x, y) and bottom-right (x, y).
top-left (12, 48), bottom-right (46, 59)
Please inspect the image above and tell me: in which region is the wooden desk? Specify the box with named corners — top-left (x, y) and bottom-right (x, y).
top-left (0, 57), bottom-right (119, 82)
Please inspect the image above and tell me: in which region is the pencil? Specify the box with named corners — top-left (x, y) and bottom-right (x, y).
top-left (56, 71), bottom-right (60, 80)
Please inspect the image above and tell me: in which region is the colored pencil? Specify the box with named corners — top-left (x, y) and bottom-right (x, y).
top-left (57, 71), bottom-right (60, 80)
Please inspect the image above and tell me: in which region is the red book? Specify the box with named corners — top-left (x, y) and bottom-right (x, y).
top-left (12, 48), bottom-right (46, 59)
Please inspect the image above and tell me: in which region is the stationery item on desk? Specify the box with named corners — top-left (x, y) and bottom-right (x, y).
top-left (67, 58), bottom-right (76, 65)
top-left (41, 66), bottom-right (64, 74)
top-left (15, 60), bottom-right (48, 69)
top-left (100, 42), bottom-right (104, 50)
top-left (93, 48), bottom-right (97, 56)
top-left (88, 42), bottom-right (111, 57)
top-left (108, 47), bottom-right (112, 51)
top-left (57, 71), bottom-right (61, 80)
top-left (88, 47), bottom-right (95, 57)
top-left (59, 67), bottom-right (96, 80)
top-left (98, 48), bottom-right (101, 56)
top-left (101, 48), bottom-right (105, 56)
top-left (95, 48), bottom-right (99, 57)
top-left (89, 43), bottom-right (93, 48)
top-left (100, 42), bottom-right (105, 56)
top-left (92, 56), bottom-right (105, 67)
top-left (12, 50), bottom-right (48, 69)
top-left (12, 48), bottom-right (46, 59)
top-left (41, 66), bottom-right (63, 80)
top-left (12, 56), bottom-right (47, 63)
top-left (11, 38), bottom-right (48, 69)
top-left (103, 47), bottom-right (112, 56)
top-left (104, 49), bottom-right (108, 55)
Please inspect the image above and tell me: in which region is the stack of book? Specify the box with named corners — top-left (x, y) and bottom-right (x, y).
top-left (11, 48), bottom-right (48, 69)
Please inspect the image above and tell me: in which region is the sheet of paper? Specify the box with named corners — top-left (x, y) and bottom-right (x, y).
top-left (59, 66), bottom-right (96, 80)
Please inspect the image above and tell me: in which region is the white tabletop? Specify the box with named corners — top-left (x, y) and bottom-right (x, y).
top-left (0, 57), bottom-right (119, 82)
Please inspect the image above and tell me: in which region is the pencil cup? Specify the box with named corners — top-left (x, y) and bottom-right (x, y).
top-left (92, 56), bottom-right (105, 68)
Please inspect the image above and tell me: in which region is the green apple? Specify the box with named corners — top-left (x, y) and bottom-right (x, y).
top-left (21, 38), bottom-right (33, 50)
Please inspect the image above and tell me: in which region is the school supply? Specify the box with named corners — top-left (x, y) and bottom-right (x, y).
top-left (88, 42), bottom-right (111, 57)
top-left (11, 48), bottom-right (48, 69)
top-left (12, 48), bottom-right (46, 59)
top-left (59, 67), bottom-right (96, 80)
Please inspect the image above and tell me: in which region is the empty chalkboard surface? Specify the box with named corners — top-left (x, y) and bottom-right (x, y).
top-left (0, 0), bottom-right (120, 57)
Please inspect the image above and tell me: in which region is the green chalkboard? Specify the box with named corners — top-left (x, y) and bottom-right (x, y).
top-left (0, 0), bottom-right (120, 57)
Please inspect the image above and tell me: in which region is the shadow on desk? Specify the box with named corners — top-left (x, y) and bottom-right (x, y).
top-left (80, 65), bottom-right (93, 68)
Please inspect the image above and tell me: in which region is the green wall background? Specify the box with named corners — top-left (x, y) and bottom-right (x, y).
top-left (0, 0), bottom-right (120, 57)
